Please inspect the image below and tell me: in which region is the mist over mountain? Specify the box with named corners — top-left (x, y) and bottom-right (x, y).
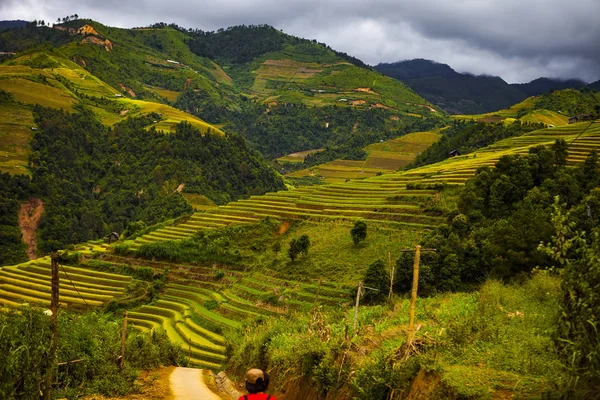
top-left (376, 59), bottom-right (597, 114)
top-left (513, 77), bottom-right (588, 97)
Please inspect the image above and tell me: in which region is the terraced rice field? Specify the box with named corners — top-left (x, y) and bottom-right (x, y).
top-left (130, 121), bottom-right (600, 248)
top-left (1, 252), bottom-right (351, 369)
top-left (0, 257), bottom-right (131, 308)
top-left (286, 131), bottom-right (441, 183)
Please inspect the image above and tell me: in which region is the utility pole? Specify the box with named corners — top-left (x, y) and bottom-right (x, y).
top-left (44, 252), bottom-right (60, 400)
top-left (353, 281), bottom-right (362, 333)
top-left (119, 311), bottom-right (128, 370)
top-left (397, 246), bottom-right (436, 344)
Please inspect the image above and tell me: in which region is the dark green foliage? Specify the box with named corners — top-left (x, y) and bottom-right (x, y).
top-left (535, 88), bottom-right (600, 116)
top-left (137, 218), bottom-right (280, 265)
top-left (0, 25), bottom-right (73, 53)
top-left (188, 25), bottom-right (286, 64)
top-left (351, 220), bottom-right (367, 246)
top-left (0, 173), bottom-right (31, 266)
top-left (411, 120), bottom-right (546, 168)
top-left (409, 141), bottom-right (600, 293)
top-left (227, 102), bottom-right (442, 163)
top-left (0, 308), bottom-right (183, 399)
top-left (362, 259), bottom-right (388, 304)
top-left (550, 224), bottom-right (600, 386)
top-left (29, 107), bottom-right (283, 252)
top-left (0, 89), bottom-right (14, 104)
top-left (288, 234), bottom-right (310, 261)
top-left (186, 24), bottom-right (369, 69)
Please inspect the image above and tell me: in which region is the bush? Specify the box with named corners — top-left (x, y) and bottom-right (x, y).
top-left (351, 220), bottom-right (367, 246)
top-left (0, 308), bottom-right (183, 399)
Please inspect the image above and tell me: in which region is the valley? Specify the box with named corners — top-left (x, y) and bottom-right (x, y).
top-left (0, 16), bottom-right (599, 400)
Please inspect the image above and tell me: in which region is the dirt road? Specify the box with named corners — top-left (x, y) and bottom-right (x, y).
top-left (169, 367), bottom-right (222, 400)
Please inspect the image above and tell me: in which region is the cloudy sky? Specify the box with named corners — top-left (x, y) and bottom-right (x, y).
top-left (2, 0), bottom-right (599, 83)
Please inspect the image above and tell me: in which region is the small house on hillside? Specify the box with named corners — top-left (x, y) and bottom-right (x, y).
top-left (569, 113), bottom-right (594, 124)
top-left (448, 149), bottom-right (461, 157)
top-left (105, 232), bottom-right (119, 244)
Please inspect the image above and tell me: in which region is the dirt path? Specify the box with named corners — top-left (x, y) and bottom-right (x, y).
top-left (170, 367), bottom-right (222, 400)
top-left (18, 197), bottom-right (44, 260)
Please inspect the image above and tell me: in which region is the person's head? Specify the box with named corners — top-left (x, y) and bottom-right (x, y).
top-left (245, 368), bottom-right (270, 394)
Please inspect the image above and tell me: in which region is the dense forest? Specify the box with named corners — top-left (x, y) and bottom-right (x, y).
top-left (18, 106), bottom-right (284, 254)
top-left (181, 99), bottom-right (444, 168)
top-left (0, 173), bottom-right (30, 265)
top-left (410, 120), bottom-right (546, 168)
top-left (398, 141), bottom-right (599, 292)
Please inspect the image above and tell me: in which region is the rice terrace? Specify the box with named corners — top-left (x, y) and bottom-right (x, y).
top-left (0, 8), bottom-right (600, 400)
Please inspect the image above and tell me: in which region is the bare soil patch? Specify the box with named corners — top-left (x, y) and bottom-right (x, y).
top-left (19, 197), bottom-right (43, 260)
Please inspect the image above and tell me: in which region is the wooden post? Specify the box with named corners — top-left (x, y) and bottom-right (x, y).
top-left (407, 245), bottom-right (421, 343)
top-left (388, 251), bottom-right (394, 301)
top-left (119, 311), bottom-right (128, 369)
top-left (45, 252), bottom-right (60, 400)
top-left (353, 281), bottom-right (362, 333)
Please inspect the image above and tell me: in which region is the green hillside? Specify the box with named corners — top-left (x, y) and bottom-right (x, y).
top-left (453, 89), bottom-right (600, 126)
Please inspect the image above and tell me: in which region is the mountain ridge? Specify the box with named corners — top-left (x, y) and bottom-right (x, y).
top-left (375, 59), bottom-right (597, 114)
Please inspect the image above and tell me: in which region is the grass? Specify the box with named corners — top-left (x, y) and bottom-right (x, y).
top-left (286, 131), bottom-right (441, 183)
top-left (0, 103), bottom-right (34, 174)
top-left (0, 77), bottom-right (76, 110)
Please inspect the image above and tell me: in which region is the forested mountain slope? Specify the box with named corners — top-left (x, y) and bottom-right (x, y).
top-left (376, 59), bottom-right (596, 115)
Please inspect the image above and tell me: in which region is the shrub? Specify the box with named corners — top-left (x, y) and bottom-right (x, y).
top-left (351, 220), bottom-right (367, 246)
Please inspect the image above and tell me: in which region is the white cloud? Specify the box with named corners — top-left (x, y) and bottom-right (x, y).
top-left (1, 0), bottom-right (598, 83)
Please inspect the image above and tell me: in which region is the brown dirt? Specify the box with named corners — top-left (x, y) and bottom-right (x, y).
top-left (85, 366), bottom-right (174, 400)
top-left (82, 36), bottom-right (113, 52)
top-left (18, 198), bottom-right (43, 260)
top-left (355, 87), bottom-right (377, 94)
top-left (405, 369), bottom-right (441, 400)
top-left (278, 220), bottom-right (291, 235)
top-left (77, 24), bottom-right (100, 37)
top-left (170, 367), bottom-right (221, 399)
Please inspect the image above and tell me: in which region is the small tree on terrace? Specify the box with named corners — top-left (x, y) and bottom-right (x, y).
top-left (351, 220), bottom-right (367, 246)
top-left (362, 259), bottom-right (387, 304)
top-left (288, 234), bottom-right (310, 261)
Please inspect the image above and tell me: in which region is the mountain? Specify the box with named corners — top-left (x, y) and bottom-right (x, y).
top-left (590, 79), bottom-right (600, 91)
top-left (375, 59), bottom-right (526, 114)
top-left (512, 77), bottom-right (587, 97)
top-left (0, 20), bottom-right (28, 30)
top-left (0, 19), bottom-right (444, 253)
top-left (375, 59), bottom-right (591, 115)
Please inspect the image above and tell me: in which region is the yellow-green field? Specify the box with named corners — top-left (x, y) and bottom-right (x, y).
top-left (0, 249), bottom-right (350, 370)
top-left (0, 51), bottom-right (225, 173)
top-left (453, 96), bottom-right (569, 126)
top-left (182, 193), bottom-right (217, 210)
top-left (286, 131), bottom-right (442, 183)
top-left (0, 77), bottom-right (77, 110)
top-left (147, 85), bottom-right (181, 102)
top-left (277, 148), bottom-right (325, 163)
top-left (0, 104), bottom-right (35, 174)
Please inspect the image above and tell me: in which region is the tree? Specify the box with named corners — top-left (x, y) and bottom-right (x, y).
top-left (288, 234), bottom-right (310, 261)
top-left (297, 234), bottom-right (310, 255)
top-left (288, 238), bottom-right (299, 261)
top-left (351, 220), bottom-right (367, 246)
top-left (362, 259), bottom-right (387, 304)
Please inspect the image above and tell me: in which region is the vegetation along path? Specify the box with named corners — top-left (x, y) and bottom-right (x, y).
top-left (169, 367), bottom-right (222, 400)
